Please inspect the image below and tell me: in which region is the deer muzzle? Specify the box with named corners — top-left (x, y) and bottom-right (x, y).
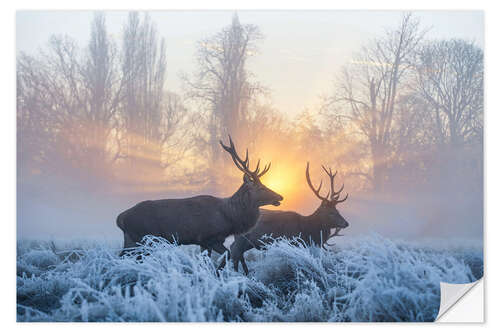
top-left (271, 194), bottom-right (284, 206)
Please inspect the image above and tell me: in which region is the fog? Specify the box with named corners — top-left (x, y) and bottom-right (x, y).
top-left (17, 11), bottom-right (483, 244)
top-left (17, 163), bottom-right (483, 242)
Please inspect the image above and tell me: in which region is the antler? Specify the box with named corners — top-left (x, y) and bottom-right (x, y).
top-left (320, 165), bottom-right (348, 205)
top-left (256, 160), bottom-right (271, 178)
top-left (306, 162), bottom-right (331, 201)
top-left (219, 135), bottom-right (271, 180)
top-left (321, 165), bottom-right (346, 200)
top-left (306, 162), bottom-right (349, 205)
top-left (335, 192), bottom-right (349, 204)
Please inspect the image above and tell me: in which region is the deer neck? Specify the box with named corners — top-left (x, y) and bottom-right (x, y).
top-left (303, 207), bottom-right (331, 238)
top-left (223, 184), bottom-right (260, 234)
top-left (306, 206), bottom-right (323, 221)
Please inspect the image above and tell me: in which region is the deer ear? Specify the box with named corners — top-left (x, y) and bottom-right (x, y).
top-left (243, 174), bottom-right (252, 183)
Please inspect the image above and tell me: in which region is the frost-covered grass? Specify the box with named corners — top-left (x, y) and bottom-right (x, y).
top-left (17, 234), bottom-right (482, 322)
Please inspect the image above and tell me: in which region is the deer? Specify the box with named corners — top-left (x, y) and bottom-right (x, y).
top-left (116, 135), bottom-right (283, 270)
top-left (230, 162), bottom-right (349, 274)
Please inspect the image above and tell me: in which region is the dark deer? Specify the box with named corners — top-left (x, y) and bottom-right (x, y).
top-left (230, 162), bottom-right (349, 274)
top-left (116, 135), bottom-right (283, 270)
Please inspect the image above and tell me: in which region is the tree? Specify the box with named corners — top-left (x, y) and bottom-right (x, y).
top-left (17, 12), bottom-right (190, 193)
top-left (17, 13), bottom-right (125, 188)
top-left (414, 39), bottom-right (483, 148)
top-left (17, 53), bottom-right (56, 180)
top-left (326, 13), bottom-right (426, 191)
top-left (120, 12), bottom-right (168, 183)
top-left (17, 35), bottom-right (87, 179)
top-left (413, 39), bottom-right (483, 194)
top-left (82, 13), bottom-right (124, 171)
top-left (184, 13), bottom-right (264, 187)
top-left (383, 92), bottom-right (438, 190)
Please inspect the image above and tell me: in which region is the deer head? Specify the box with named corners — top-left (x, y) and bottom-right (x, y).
top-left (220, 135), bottom-right (283, 207)
top-left (306, 162), bottom-right (349, 235)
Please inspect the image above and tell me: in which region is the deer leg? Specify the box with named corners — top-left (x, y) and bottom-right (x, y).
top-left (240, 255), bottom-right (249, 275)
top-left (232, 256), bottom-right (240, 272)
top-left (231, 236), bottom-right (254, 275)
top-left (211, 243), bottom-right (230, 271)
top-left (230, 247), bottom-right (246, 274)
top-left (230, 244), bottom-right (240, 272)
top-left (200, 246), bottom-right (212, 257)
top-left (119, 233), bottom-right (136, 256)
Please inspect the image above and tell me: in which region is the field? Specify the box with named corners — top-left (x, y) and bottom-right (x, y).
top-left (17, 234), bottom-right (483, 322)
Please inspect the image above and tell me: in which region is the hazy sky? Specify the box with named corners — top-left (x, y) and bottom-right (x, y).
top-left (16, 10), bottom-right (484, 117)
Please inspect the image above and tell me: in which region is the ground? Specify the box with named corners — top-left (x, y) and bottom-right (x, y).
top-left (16, 234), bottom-right (483, 322)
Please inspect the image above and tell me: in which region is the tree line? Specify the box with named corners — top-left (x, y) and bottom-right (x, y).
top-left (17, 12), bottom-right (483, 200)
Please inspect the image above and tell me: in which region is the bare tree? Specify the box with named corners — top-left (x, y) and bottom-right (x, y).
top-left (384, 92), bottom-right (438, 190)
top-left (184, 13), bottom-right (264, 187)
top-left (120, 12), bottom-right (167, 179)
top-left (412, 38), bottom-right (483, 195)
top-left (17, 35), bottom-right (87, 179)
top-left (18, 12), bottom-right (190, 193)
top-left (325, 13), bottom-right (426, 191)
top-left (17, 13), bottom-right (126, 188)
top-left (414, 39), bottom-right (483, 148)
top-left (17, 53), bottom-right (57, 180)
top-left (81, 13), bottom-right (124, 171)
top-left (157, 92), bottom-right (193, 170)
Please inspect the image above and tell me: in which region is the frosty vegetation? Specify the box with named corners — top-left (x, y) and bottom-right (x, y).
top-left (17, 235), bottom-right (482, 322)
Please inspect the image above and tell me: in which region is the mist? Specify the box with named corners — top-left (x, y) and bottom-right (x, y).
top-left (17, 160), bottom-right (483, 242)
top-left (17, 11), bottom-right (483, 245)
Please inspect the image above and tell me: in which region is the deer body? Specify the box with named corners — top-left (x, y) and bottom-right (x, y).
top-left (231, 208), bottom-right (331, 264)
top-left (118, 190), bottom-right (261, 252)
top-left (231, 162), bottom-right (349, 274)
top-left (240, 209), bottom-right (334, 247)
top-left (116, 136), bottom-right (283, 270)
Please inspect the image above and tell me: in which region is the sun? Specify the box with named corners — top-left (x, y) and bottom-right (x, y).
top-left (263, 175), bottom-right (287, 194)
top-left (260, 166), bottom-right (302, 209)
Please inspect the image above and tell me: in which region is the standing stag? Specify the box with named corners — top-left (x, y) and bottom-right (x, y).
top-left (116, 136), bottom-right (283, 269)
top-left (231, 162), bottom-right (349, 274)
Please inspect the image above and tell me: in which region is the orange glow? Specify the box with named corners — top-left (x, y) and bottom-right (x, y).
top-left (258, 161), bottom-right (305, 211)
top-left (261, 171), bottom-right (292, 198)
top-left (54, 118), bottom-right (362, 209)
